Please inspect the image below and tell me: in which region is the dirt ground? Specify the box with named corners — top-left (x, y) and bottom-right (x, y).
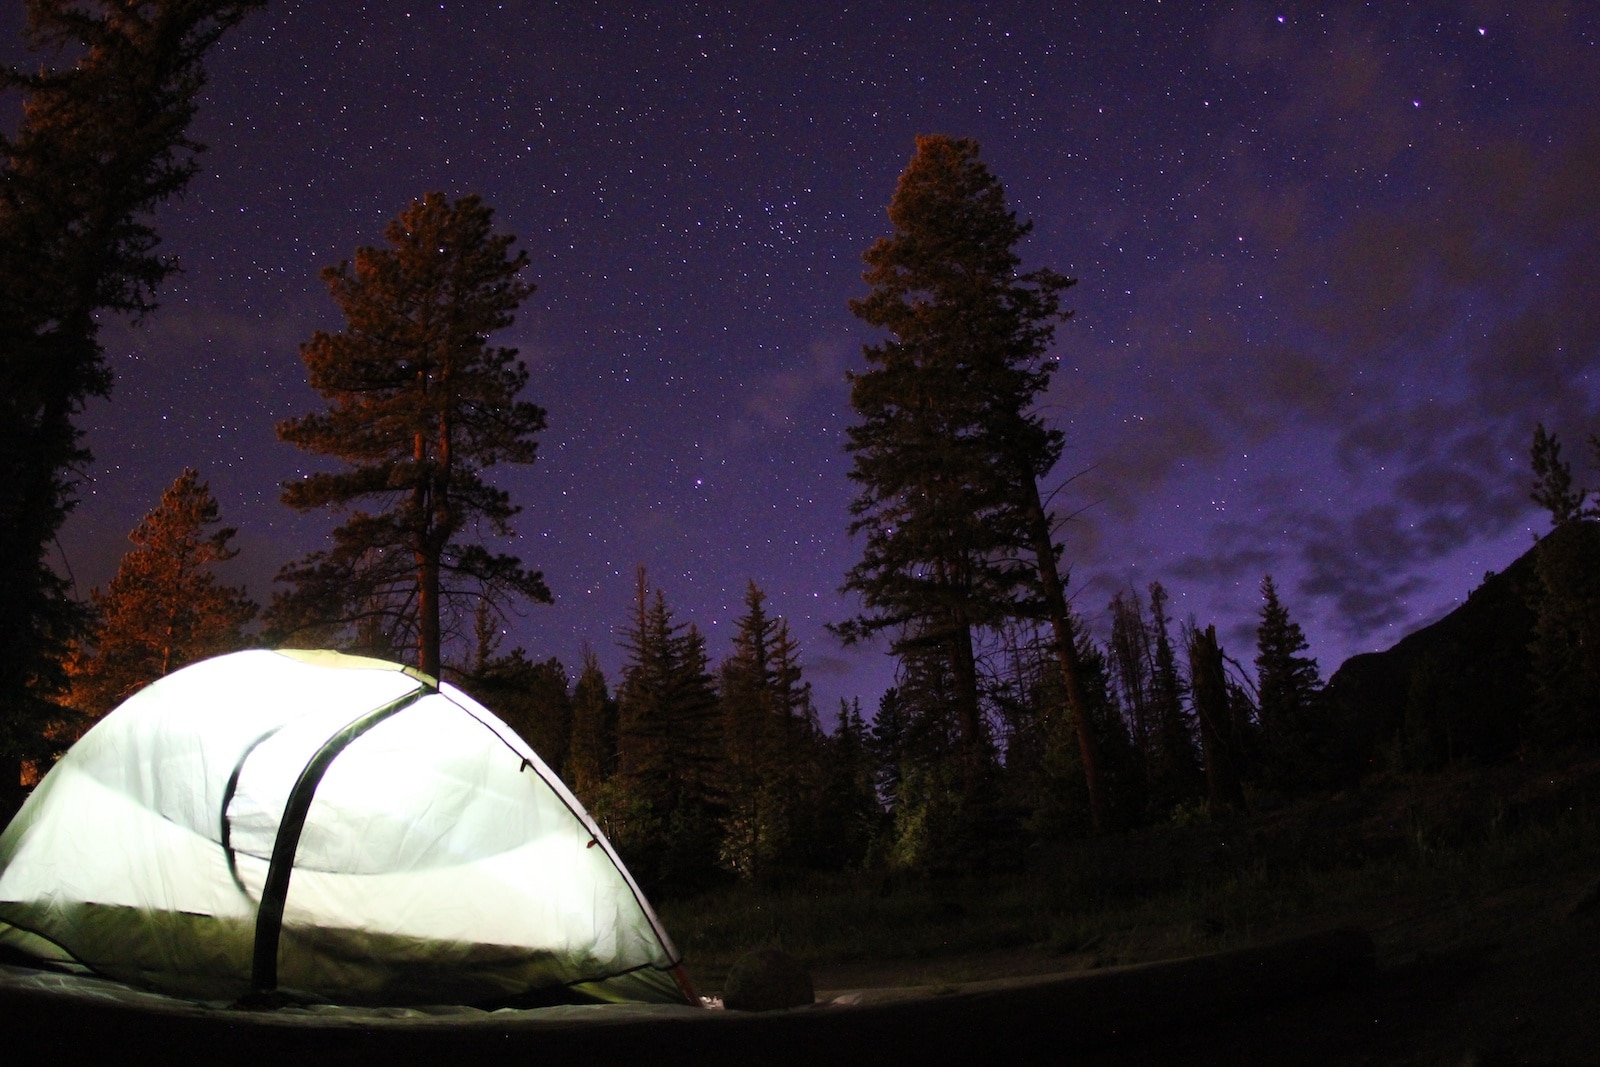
top-left (13, 904), bottom-right (1586, 1066)
top-left (796, 762), bottom-right (1600, 1066)
top-left (4, 757), bottom-right (1598, 1065)
top-left (801, 869), bottom-right (1600, 1065)
top-left (2, 873), bottom-right (1595, 1065)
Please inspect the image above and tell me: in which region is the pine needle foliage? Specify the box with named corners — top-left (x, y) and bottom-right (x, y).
top-left (601, 569), bottom-right (726, 896)
top-left (68, 468), bottom-right (256, 720)
top-left (566, 645), bottom-right (619, 805)
top-left (273, 192), bottom-right (550, 678)
top-left (719, 581), bottom-right (819, 880)
top-left (1529, 423), bottom-right (1590, 528)
top-left (837, 133), bottom-right (1103, 824)
top-left (1254, 575), bottom-right (1323, 788)
top-left (0, 0), bottom-right (261, 806)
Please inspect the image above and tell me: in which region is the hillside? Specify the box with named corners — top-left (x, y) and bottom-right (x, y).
top-left (1318, 519), bottom-right (1600, 776)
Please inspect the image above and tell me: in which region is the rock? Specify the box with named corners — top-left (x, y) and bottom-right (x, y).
top-left (722, 948), bottom-right (814, 1011)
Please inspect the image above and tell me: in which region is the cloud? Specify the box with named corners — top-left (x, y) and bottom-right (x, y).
top-left (1168, 534), bottom-right (1280, 587)
top-left (1296, 503), bottom-right (1439, 636)
top-left (805, 651), bottom-right (860, 679)
top-left (740, 333), bottom-right (853, 433)
top-left (1048, 5), bottom-right (1600, 664)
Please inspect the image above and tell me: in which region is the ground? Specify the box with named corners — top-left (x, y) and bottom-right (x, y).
top-left (802, 872), bottom-right (1600, 1064)
top-left (3, 754), bottom-right (1597, 1064)
top-left (796, 755), bottom-right (1600, 1065)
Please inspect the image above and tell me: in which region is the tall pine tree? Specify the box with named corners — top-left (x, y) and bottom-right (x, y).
top-left (1024, 624), bottom-right (1140, 837)
top-left (1526, 426), bottom-right (1600, 745)
top-left (1106, 583), bottom-right (1202, 816)
top-left (1146, 583), bottom-right (1201, 812)
top-left (1189, 623), bottom-right (1249, 813)
top-left (1254, 574), bottom-right (1322, 788)
top-left (0, 0), bottom-right (260, 815)
top-left (1529, 423), bottom-right (1589, 528)
top-left (838, 135), bottom-right (1103, 826)
top-left (812, 698), bottom-right (880, 871)
top-left (273, 193), bottom-right (550, 678)
top-left (1107, 589), bottom-right (1157, 784)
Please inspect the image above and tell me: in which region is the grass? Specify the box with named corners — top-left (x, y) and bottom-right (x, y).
top-left (661, 869), bottom-right (1054, 972)
top-left (658, 771), bottom-right (1600, 991)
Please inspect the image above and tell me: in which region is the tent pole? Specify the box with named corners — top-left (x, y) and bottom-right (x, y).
top-left (249, 684), bottom-right (432, 998)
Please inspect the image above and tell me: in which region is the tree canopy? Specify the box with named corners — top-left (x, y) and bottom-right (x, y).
top-left (837, 134), bottom-right (1103, 824)
top-left (67, 468), bottom-right (257, 720)
top-left (1530, 423), bottom-right (1591, 528)
top-left (1254, 574), bottom-right (1322, 787)
top-left (0, 0), bottom-right (261, 812)
top-left (719, 581), bottom-right (817, 880)
top-left (273, 192), bottom-right (550, 678)
top-left (600, 569), bottom-right (725, 896)
top-left (1526, 427), bottom-right (1600, 744)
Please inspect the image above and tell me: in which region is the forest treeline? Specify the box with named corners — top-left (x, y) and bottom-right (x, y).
top-left (58, 455), bottom-right (1335, 897)
top-left (5, 4), bottom-right (1599, 901)
top-left (53, 452), bottom-right (1600, 902)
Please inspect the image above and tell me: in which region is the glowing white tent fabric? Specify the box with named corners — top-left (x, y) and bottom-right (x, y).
top-left (0, 650), bottom-right (693, 1007)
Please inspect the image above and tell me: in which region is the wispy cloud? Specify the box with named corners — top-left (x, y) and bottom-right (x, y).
top-left (741, 333), bottom-right (852, 433)
top-left (1059, 4), bottom-right (1600, 659)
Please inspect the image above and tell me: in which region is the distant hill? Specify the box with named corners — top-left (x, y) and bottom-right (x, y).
top-left (1318, 520), bottom-right (1600, 779)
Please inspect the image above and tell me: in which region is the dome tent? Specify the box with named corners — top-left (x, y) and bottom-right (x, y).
top-left (0, 649), bottom-right (695, 1008)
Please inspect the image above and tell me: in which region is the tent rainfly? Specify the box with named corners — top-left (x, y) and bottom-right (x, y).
top-left (0, 649), bottom-right (696, 1007)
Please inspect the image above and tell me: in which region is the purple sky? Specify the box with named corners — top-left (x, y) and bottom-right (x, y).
top-left (20, 2), bottom-right (1600, 721)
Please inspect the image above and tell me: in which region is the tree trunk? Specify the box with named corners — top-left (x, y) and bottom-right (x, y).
top-left (417, 548), bottom-right (441, 680)
top-left (934, 557), bottom-right (986, 791)
top-left (1018, 468), bottom-right (1105, 834)
top-left (951, 609), bottom-right (984, 789)
top-left (413, 421), bottom-right (440, 678)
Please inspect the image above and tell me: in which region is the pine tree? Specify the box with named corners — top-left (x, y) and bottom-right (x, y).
top-left (719, 582), bottom-right (818, 880)
top-left (1524, 425), bottom-right (1600, 745)
top-left (0, 0), bottom-right (261, 815)
top-left (867, 686), bottom-right (910, 814)
top-left (1254, 574), bottom-right (1322, 788)
top-left (1528, 514), bottom-right (1600, 746)
top-left (566, 644), bottom-right (617, 805)
top-left (838, 134), bottom-right (1102, 826)
top-left (811, 698), bottom-right (880, 870)
top-left (67, 468), bottom-right (257, 720)
top-left (719, 582), bottom-right (782, 878)
top-left (273, 193), bottom-right (550, 678)
top-left (1106, 583), bottom-right (1203, 816)
top-left (1530, 423), bottom-right (1589, 528)
top-left (463, 649), bottom-right (572, 776)
top-left (605, 569), bottom-right (725, 896)
top-left (1027, 625), bottom-right (1141, 836)
top-left (1107, 589), bottom-right (1157, 784)
top-left (875, 633), bottom-right (976, 870)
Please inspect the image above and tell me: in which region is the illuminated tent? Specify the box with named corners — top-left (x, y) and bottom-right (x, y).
top-left (0, 649), bottom-right (695, 1007)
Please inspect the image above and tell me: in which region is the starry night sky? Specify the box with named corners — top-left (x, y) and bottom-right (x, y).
top-left (15, 2), bottom-right (1600, 720)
